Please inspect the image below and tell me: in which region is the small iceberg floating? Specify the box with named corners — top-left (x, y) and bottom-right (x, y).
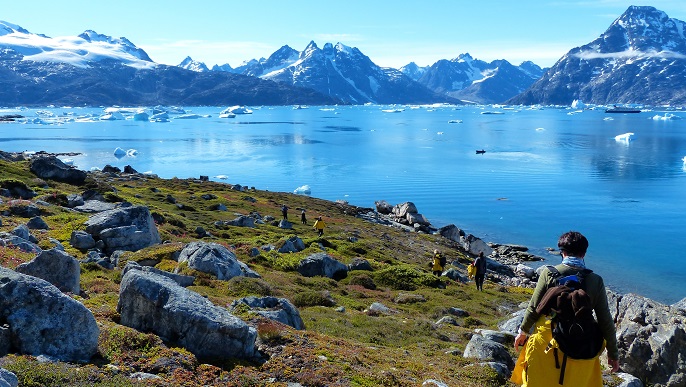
top-left (214, 175), bottom-right (229, 180)
top-left (293, 185), bottom-right (311, 195)
top-left (126, 149), bottom-right (138, 156)
top-left (175, 113), bottom-right (202, 119)
top-left (222, 106), bottom-right (253, 115)
top-left (132, 110), bottom-right (149, 121)
top-left (381, 109), bottom-right (404, 113)
top-left (113, 147), bottom-right (127, 158)
top-left (603, 117), bottom-right (614, 121)
top-left (614, 132), bottom-right (635, 142)
top-left (99, 111), bottom-right (126, 121)
top-left (652, 113), bottom-right (682, 121)
top-left (448, 119), bottom-right (463, 123)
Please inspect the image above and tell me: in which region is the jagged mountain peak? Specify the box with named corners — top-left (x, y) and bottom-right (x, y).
top-left (509, 5), bottom-right (686, 106)
top-left (0, 20), bottom-right (29, 36)
top-left (178, 56), bottom-right (209, 72)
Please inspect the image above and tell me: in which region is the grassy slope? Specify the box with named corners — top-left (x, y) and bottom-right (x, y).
top-left (0, 159), bottom-right (536, 386)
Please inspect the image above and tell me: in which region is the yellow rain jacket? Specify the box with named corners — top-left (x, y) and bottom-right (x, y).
top-left (467, 264), bottom-right (476, 279)
top-left (510, 318), bottom-right (603, 387)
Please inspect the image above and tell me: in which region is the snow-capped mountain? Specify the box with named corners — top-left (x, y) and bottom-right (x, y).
top-left (509, 6), bottom-right (686, 105)
top-left (0, 21), bottom-right (338, 106)
top-left (399, 62), bottom-right (430, 81)
top-left (0, 21), bottom-right (156, 69)
top-left (178, 56), bottom-right (210, 72)
top-left (415, 54), bottom-right (545, 104)
top-left (229, 41), bottom-right (456, 104)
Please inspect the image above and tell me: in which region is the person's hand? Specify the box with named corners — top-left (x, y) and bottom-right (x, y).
top-left (608, 358), bottom-right (619, 372)
top-left (514, 331), bottom-right (528, 350)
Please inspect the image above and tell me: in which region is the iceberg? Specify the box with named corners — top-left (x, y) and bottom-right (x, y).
top-left (126, 149), bottom-right (138, 156)
top-left (175, 114), bottom-right (202, 119)
top-left (293, 185), bottom-right (311, 195)
top-left (448, 119), bottom-right (462, 123)
top-left (99, 111), bottom-right (125, 120)
top-left (214, 175), bottom-right (229, 180)
top-left (113, 147), bottom-right (127, 157)
top-left (221, 106), bottom-right (253, 115)
top-left (614, 132), bottom-right (635, 142)
top-left (132, 110), bottom-right (149, 121)
top-left (652, 113), bottom-right (682, 121)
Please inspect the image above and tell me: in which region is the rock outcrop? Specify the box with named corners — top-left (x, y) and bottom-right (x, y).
top-left (15, 248), bottom-right (80, 294)
top-left (29, 156), bottom-right (87, 185)
top-left (177, 241), bottom-right (260, 280)
top-left (230, 296), bottom-right (304, 330)
top-left (84, 204), bottom-right (161, 254)
top-left (0, 267), bottom-right (98, 362)
top-left (117, 268), bottom-right (258, 360)
top-left (296, 252), bottom-right (348, 280)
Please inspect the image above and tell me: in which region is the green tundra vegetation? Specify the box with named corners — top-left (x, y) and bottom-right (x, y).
top-left (0, 158), bottom-right (620, 386)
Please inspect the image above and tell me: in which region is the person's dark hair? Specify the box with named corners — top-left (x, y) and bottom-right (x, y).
top-left (557, 231), bottom-right (589, 257)
top-left (478, 252), bottom-right (484, 258)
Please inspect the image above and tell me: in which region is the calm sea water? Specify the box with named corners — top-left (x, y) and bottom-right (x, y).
top-left (2, 105), bottom-right (686, 304)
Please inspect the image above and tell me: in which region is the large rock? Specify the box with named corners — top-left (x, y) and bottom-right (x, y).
top-left (374, 200), bottom-right (394, 215)
top-left (0, 234), bottom-right (41, 254)
top-left (438, 224), bottom-right (493, 256)
top-left (0, 368), bottom-right (17, 387)
top-left (177, 241), bottom-right (260, 280)
top-left (123, 261), bottom-right (195, 287)
top-left (70, 230), bottom-right (96, 250)
top-left (278, 236), bottom-right (306, 253)
top-left (29, 156), bottom-right (87, 185)
top-left (230, 296), bottom-right (304, 330)
top-left (296, 252), bottom-right (348, 280)
top-left (0, 267), bottom-right (98, 362)
top-left (117, 269), bottom-right (258, 360)
top-left (15, 248), bottom-right (80, 294)
top-left (84, 204), bottom-right (161, 254)
top-left (463, 331), bottom-right (514, 370)
top-left (609, 291), bottom-right (686, 387)
top-left (393, 202), bottom-right (418, 218)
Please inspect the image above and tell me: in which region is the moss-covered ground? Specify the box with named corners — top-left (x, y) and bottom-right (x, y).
top-left (0, 159), bottom-right (623, 386)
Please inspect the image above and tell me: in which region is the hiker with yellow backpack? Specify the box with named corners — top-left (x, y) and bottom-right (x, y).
top-left (511, 231), bottom-right (619, 386)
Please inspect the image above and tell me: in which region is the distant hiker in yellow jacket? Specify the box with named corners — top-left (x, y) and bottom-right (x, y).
top-left (313, 216), bottom-right (326, 237)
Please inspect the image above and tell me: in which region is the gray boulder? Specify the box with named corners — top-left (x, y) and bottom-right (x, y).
top-left (230, 296), bottom-right (304, 330)
top-left (73, 200), bottom-right (117, 213)
top-left (177, 241), bottom-right (260, 280)
top-left (8, 203), bottom-right (40, 218)
top-left (296, 252), bottom-right (348, 280)
top-left (70, 230), bottom-right (96, 250)
top-left (278, 219), bottom-right (292, 229)
top-left (0, 235), bottom-right (41, 254)
top-left (609, 291), bottom-right (686, 387)
top-left (84, 205), bottom-right (161, 254)
top-left (348, 258), bottom-right (373, 271)
top-left (66, 194), bottom-right (84, 208)
top-left (224, 215), bottom-right (255, 228)
top-left (393, 202), bottom-right (418, 218)
top-left (438, 224), bottom-right (493, 256)
top-left (406, 212), bottom-right (430, 226)
top-left (27, 216), bottom-right (49, 230)
top-left (11, 224), bottom-right (31, 241)
top-left (374, 200), bottom-right (393, 215)
top-left (278, 236), bottom-right (306, 253)
top-left (497, 309), bottom-right (527, 335)
top-left (443, 268), bottom-right (469, 283)
top-left (0, 368), bottom-right (17, 387)
top-left (29, 156), bottom-right (87, 185)
top-left (15, 248), bottom-right (80, 294)
top-left (616, 373), bottom-right (644, 387)
top-left (123, 261), bottom-right (195, 287)
top-left (0, 267), bottom-right (98, 362)
top-left (463, 331), bottom-right (514, 370)
top-left (117, 269), bottom-right (258, 360)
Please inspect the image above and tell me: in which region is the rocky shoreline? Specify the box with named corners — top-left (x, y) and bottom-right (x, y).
top-left (0, 150), bottom-right (685, 386)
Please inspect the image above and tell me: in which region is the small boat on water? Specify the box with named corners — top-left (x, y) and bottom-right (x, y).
top-left (605, 106), bottom-right (641, 113)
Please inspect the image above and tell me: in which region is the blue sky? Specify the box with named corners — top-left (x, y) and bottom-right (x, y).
top-left (3, 1), bottom-right (686, 69)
